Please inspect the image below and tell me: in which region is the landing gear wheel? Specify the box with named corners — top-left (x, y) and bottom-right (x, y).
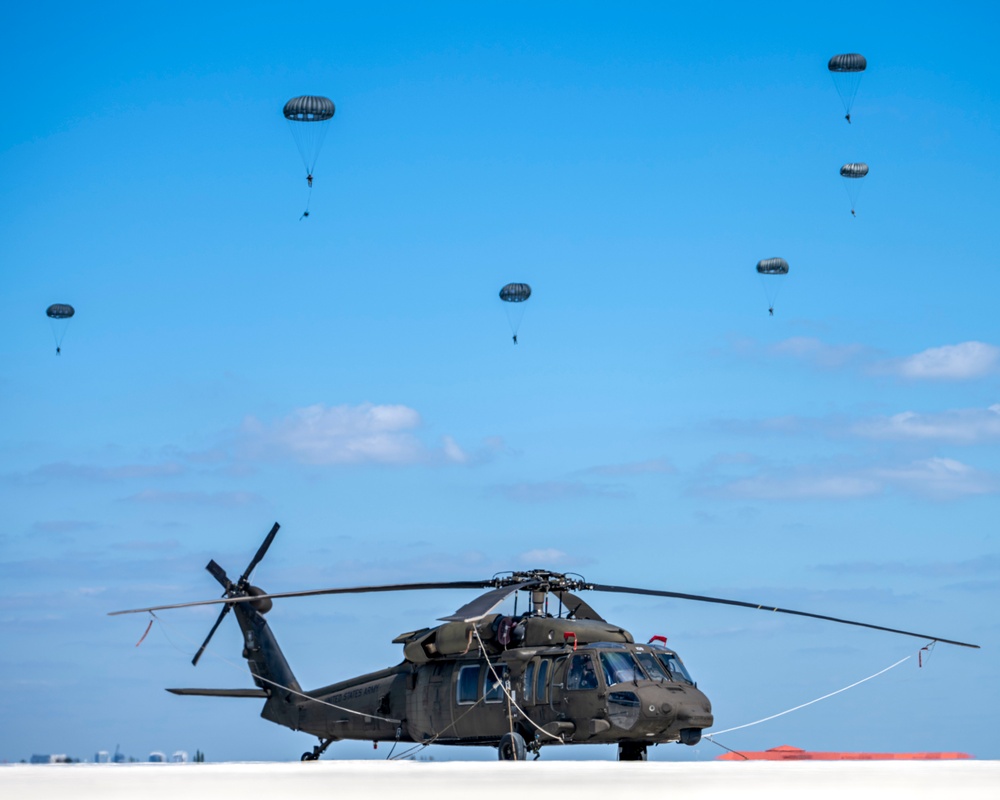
top-left (498, 731), bottom-right (527, 761)
top-left (301, 737), bottom-right (334, 761)
top-left (618, 743), bottom-right (647, 761)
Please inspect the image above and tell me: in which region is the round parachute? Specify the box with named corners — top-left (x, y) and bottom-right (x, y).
top-left (828, 53), bottom-right (867, 73)
top-left (283, 95), bottom-right (335, 182)
top-left (756, 258), bottom-right (789, 275)
top-left (499, 283), bottom-right (532, 302)
top-left (828, 54), bottom-right (866, 122)
top-left (46, 303), bottom-right (75, 353)
top-left (840, 162), bottom-right (869, 178)
top-left (756, 259), bottom-right (788, 315)
top-left (840, 162), bottom-right (869, 214)
top-left (283, 95), bottom-right (335, 122)
top-left (499, 283), bottom-right (531, 340)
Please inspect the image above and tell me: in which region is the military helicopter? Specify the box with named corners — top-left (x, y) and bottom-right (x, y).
top-left (111, 523), bottom-right (979, 762)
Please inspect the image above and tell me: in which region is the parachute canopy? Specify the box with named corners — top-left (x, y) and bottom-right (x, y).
top-left (284, 95), bottom-right (335, 177)
top-left (283, 95), bottom-right (335, 122)
top-left (46, 303), bottom-right (75, 319)
top-left (840, 162), bottom-right (869, 178)
top-left (828, 53), bottom-right (867, 73)
top-left (499, 283), bottom-right (532, 302)
top-left (756, 258), bottom-right (789, 276)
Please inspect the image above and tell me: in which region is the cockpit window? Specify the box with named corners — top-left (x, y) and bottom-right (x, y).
top-left (566, 653), bottom-right (599, 690)
top-left (599, 651), bottom-right (644, 686)
top-left (656, 652), bottom-right (694, 685)
top-left (634, 651), bottom-right (670, 681)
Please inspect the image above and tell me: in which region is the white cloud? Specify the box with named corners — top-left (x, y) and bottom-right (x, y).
top-left (239, 403), bottom-right (468, 466)
top-left (880, 342), bottom-right (1000, 380)
top-left (873, 457), bottom-right (1000, 499)
top-left (581, 458), bottom-right (675, 476)
top-left (717, 473), bottom-right (882, 500)
top-left (492, 481), bottom-right (630, 503)
top-left (123, 489), bottom-right (263, 507)
top-left (517, 548), bottom-right (569, 565)
top-left (852, 405), bottom-right (1000, 443)
top-left (769, 337), bottom-right (869, 369)
top-left (701, 457), bottom-right (1000, 501)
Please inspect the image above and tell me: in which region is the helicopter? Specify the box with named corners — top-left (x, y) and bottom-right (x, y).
top-left (111, 523), bottom-right (979, 762)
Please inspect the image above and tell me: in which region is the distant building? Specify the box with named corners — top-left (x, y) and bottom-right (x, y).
top-left (148, 751), bottom-right (167, 763)
top-left (95, 751), bottom-right (110, 764)
top-left (30, 755), bottom-right (69, 764)
top-left (171, 751), bottom-right (189, 763)
top-left (716, 744), bottom-right (974, 761)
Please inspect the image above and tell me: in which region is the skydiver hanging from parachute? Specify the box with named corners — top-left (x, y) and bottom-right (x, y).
top-left (499, 283), bottom-right (531, 344)
top-left (283, 95), bottom-right (335, 219)
top-left (46, 303), bottom-right (75, 355)
top-left (840, 162), bottom-right (869, 218)
top-left (756, 258), bottom-right (788, 316)
top-left (828, 54), bottom-right (866, 123)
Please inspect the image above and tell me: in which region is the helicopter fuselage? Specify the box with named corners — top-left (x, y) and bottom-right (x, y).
top-left (240, 606), bottom-right (713, 754)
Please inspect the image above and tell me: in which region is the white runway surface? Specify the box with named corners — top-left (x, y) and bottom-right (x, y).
top-left (3, 760), bottom-right (998, 800)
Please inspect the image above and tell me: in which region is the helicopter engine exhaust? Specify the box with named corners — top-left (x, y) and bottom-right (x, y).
top-left (247, 586), bottom-right (273, 614)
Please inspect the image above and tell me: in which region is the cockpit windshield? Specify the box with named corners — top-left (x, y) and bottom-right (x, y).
top-left (599, 651), bottom-right (644, 686)
top-left (655, 651), bottom-right (694, 685)
top-left (633, 651), bottom-right (670, 681)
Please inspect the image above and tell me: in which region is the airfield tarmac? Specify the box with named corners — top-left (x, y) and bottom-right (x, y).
top-left (2, 760), bottom-right (998, 799)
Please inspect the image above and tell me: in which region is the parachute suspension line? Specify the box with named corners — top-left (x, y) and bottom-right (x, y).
top-left (704, 647), bottom-right (920, 739)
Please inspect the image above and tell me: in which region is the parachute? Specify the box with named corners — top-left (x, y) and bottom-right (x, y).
top-left (755, 259), bottom-right (788, 315)
top-left (499, 283), bottom-right (531, 342)
top-left (828, 54), bottom-right (866, 122)
top-left (284, 95), bottom-right (335, 217)
top-left (283, 95), bottom-right (335, 174)
top-left (46, 303), bottom-right (75, 354)
top-left (839, 162), bottom-right (869, 215)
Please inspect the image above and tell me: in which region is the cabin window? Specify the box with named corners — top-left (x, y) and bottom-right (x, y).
top-left (457, 665), bottom-right (481, 704)
top-left (484, 665), bottom-right (509, 703)
top-left (566, 653), bottom-right (599, 690)
top-left (524, 662), bottom-right (535, 704)
top-left (535, 659), bottom-right (551, 704)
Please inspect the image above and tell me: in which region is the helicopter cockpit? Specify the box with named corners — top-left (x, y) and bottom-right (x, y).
top-left (561, 644), bottom-right (698, 692)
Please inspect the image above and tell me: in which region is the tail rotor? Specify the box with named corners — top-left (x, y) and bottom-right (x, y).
top-left (191, 523), bottom-right (280, 666)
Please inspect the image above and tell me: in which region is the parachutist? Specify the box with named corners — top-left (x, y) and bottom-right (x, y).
top-left (300, 210), bottom-right (310, 221)
top-left (851, 209), bottom-right (856, 217)
top-left (512, 334), bottom-right (517, 345)
top-left (768, 307), bottom-right (774, 317)
top-left (307, 174), bottom-right (313, 188)
top-left (56, 347), bottom-right (61, 355)
top-left (845, 113), bottom-right (851, 123)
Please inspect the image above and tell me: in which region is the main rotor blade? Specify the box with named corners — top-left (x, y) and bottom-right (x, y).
top-left (439, 580), bottom-right (538, 623)
top-left (240, 522), bottom-right (280, 583)
top-left (109, 580), bottom-right (492, 616)
top-left (555, 591), bottom-right (605, 622)
top-left (192, 604), bottom-right (231, 666)
top-left (589, 583), bottom-right (980, 649)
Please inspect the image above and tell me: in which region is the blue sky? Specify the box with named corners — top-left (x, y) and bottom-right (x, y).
top-left (1, 1), bottom-right (998, 762)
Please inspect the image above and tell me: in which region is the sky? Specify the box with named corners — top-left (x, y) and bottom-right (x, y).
top-left (1, 1), bottom-right (998, 763)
